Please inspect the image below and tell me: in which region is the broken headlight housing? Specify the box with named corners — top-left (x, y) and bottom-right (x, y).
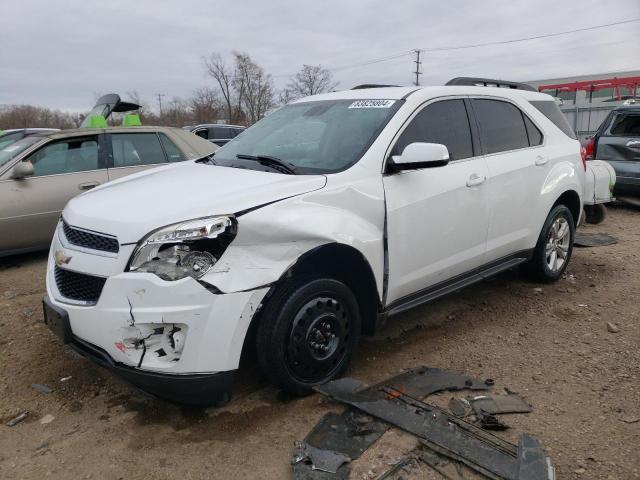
top-left (128, 216), bottom-right (237, 281)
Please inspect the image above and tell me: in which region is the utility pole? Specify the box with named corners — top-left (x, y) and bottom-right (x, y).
top-left (413, 49), bottom-right (423, 86)
top-left (155, 93), bottom-right (165, 116)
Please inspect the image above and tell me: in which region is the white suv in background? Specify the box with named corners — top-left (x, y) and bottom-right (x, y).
top-left (43, 78), bottom-right (585, 406)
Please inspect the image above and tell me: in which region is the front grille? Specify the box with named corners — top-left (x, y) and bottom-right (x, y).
top-left (54, 267), bottom-right (107, 304)
top-left (62, 221), bottom-right (119, 254)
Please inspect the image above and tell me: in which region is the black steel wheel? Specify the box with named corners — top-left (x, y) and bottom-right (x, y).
top-left (256, 276), bottom-right (361, 395)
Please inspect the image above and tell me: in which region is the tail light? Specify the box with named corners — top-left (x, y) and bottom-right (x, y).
top-left (580, 146), bottom-right (588, 171)
top-left (584, 137), bottom-right (595, 161)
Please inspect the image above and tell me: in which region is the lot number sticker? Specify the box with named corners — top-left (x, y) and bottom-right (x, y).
top-left (349, 100), bottom-right (395, 109)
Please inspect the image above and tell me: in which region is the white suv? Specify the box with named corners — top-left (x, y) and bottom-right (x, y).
top-left (43, 78), bottom-right (584, 406)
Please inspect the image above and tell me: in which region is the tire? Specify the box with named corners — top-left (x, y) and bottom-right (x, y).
top-left (255, 275), bottom-right (361, 396)
top-left (524, 205), bottom-right (575, 283)
top-left (584, 204), bottom-right (607, 224)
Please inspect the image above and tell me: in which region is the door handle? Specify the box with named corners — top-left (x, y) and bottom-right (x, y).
top-left (626, 140), bottom-right (640, 149)
top-left (535, 155), bottom-right (549, 166)
top-left (466, 173), bottom-right (486, 187)
top-left (78, 182), bottom-right (99, 191)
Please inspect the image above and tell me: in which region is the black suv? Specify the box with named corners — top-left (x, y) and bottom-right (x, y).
top-left (186, 124), bottom-right (245, 147)
top-left (586, 101), bottom-right (640, 196)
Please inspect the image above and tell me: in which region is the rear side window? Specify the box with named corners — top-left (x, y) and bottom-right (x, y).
top-left (472, 99), bottom-right (529, 154)
top-left (608, 113), bottom-right (640, 136)
top-left (524, 115), bottom-right (543, 146)
top-left (111, 133), bottom-right (167, 167)
top-left (393, 99), bottom-right (474, 160)
top-left (159, 133), bottom-right (184, 162)
top-left (530, 100), bottom-right (577, 139)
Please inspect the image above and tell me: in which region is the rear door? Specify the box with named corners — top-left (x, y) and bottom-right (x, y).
top-left (106, 131), bottom-right (172, 181)
top-left (470, 98), bottom-right (547, 262)
top-left (595, 111), bottom-right (640, 192)
top-left (0, 134), bottom-right (108, 252)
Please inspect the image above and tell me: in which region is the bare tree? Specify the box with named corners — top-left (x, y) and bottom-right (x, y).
top-left (0, 104), bottom-right (81, 130)
top-left (234, 52), bottom-right (275, 124)
top-left (282, 64), bottom-right (338, 102)
top-left (190, 87), bottom-right (222, 124)
top-left (203, 53), bottom-right (236, 123)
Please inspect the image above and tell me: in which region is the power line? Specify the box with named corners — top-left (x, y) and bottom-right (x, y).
top-left (421, 17), bottom-right (640, 52)
top-left (311, 18), bottom-right (640, 76)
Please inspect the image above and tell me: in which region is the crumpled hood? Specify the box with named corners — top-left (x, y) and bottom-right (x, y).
top-left (63, 161), bottom-right (326, 243)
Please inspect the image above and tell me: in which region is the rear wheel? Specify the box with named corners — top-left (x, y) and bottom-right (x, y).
top-left (256, 276), bottom-right (361, 396)
top-left (524, 205), bottom-right (575, 282)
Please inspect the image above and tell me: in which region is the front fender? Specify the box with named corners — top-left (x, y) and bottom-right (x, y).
top-left (199, 175), bottom-right (386, 295)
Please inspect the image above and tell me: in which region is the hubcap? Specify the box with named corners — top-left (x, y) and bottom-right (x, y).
top-left (545, 216), bottom-right (571, 272)
top-left (286, 296), bottom-right (350, 382)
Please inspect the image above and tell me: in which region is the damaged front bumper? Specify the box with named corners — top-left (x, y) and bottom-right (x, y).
top-left (44, 235), bottom-right (269, 406)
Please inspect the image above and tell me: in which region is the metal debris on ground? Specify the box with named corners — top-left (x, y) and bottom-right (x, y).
top-left (292, 441), bottom-right (351, 474)
top-left (573, 232), bottom-right (618, 247)
top-left (6, 411), bottom-right (28, 427)
top-left (301, 366), bottom-right (554, 480)
top-left (31, 383), bottom-right (53, 394)
top-left (470, 393), bottom-right (533, 416)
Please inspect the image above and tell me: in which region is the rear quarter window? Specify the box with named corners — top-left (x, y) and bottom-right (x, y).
top-left (608, 113), bottom-right (640, 137)
top-left (529, 100), bottom-right (577, 140)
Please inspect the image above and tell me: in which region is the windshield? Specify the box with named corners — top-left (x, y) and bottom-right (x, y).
top-left (212, 99), bottom-right (400, 174)
top-left (0, 136), bottom-right (43, 169)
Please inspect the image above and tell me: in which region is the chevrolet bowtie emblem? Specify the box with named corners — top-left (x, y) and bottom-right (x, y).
top-left (54, 250), bottom-right (72, 266)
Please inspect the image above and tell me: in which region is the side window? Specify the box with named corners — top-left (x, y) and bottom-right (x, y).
top-left (27, 136), bottom-right (99, 177)
top-left (159, 133), bottom-right (185, 162)
top-left (472, 99), bottom-right (529, 154)
top-left (523, 115), bottom-right (543, 146)
top-left (194, 129), bottom-right (208, 139)
top-left (111, 133), bottom-right (167, 167)
top-left (393, 99), bottom-right (473, 160)
top-left (212, 127), bottom-right (231, 139)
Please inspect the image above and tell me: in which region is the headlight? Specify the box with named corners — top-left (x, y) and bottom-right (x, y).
top-left (128, 216), bottom-right (236, 281)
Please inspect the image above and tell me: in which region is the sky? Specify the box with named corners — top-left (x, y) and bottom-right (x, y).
top-left (1, 0), bottom-right (639, 112)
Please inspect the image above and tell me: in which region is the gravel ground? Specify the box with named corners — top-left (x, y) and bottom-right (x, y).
top-left (0, 206), bottom-right (639, 480)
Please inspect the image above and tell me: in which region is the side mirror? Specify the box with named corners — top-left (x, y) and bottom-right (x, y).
top-left (11, 161), bottom-right (34, 179)
top-left (388, 142), bottom-right (450, 172)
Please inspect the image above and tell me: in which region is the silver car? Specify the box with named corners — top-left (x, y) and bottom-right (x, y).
top-left (0, 126), bottom-right (217, 256)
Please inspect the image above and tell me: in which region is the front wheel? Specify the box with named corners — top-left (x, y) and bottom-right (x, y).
top-left (524, 205), bottom-right (575, 282)
top-left (255, 276), bottom-right (361, 396)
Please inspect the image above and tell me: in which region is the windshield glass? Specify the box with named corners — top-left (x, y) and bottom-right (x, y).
top-left (0, 136), bottom-right (43, 169)
top-left (212, 99), bottom-right (400, 174)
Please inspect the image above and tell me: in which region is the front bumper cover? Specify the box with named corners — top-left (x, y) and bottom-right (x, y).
top-left (44, 295), bottom-right (233, 406)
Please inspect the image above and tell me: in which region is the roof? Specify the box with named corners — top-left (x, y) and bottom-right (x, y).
top-left (292, 85), bottom-right (551, 103)
top-left (30, 125), bottom-right (187, 140)
top-left (189, 124), bottom-right (245, 129)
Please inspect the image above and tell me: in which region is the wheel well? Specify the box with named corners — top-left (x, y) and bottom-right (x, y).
top-left (553, 190), bottom-right (581, 226)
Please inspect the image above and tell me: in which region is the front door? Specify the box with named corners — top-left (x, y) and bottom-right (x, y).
top-left (383, 98), bottom-right (490, 305)
top-left (0, 134), bottom-right (108, 253)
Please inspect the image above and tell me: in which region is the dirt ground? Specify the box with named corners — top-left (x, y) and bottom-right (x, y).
top-left (1, 206), bottom-right (639, 480)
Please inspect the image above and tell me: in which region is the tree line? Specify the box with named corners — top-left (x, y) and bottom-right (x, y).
top-left (0, 52), bottom-right (338, 131)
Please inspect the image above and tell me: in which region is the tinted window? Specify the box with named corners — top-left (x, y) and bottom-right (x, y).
top-left (472, 99), bottom-right (529, 154)
top-left (524, 115), bottom-right (543, 146)
top-left (530, 100), bottom-right (577, 139)
top-left (210, 127), bottom-right (233, 138)
top-left (393, 99), bottom-right (473, 160)
top-left (194, 129), bottom-right (208, 139)
top-left (609, 113), bottom-right (640, 136)
top-left (27, 136), bottom-right (99, 176)
top-left (159, 133), bottom-right (185, 162)
top-left (111, 133), bottom-right (166, 167)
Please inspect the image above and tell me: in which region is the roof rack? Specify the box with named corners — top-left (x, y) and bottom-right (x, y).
top-left (351, 84), bottom-right (400, 90)
top-left (445, 77), bottom-right (536, 92)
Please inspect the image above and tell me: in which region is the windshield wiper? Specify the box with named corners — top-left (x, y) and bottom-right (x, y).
top-left (236, 154), bottom-right (298, 175)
